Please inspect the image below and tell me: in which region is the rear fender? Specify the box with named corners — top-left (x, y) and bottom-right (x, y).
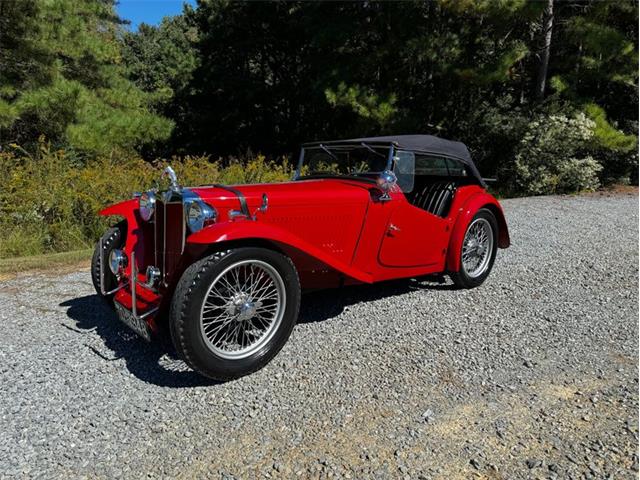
top-left (187, 221), bottom-right (373, 284)
top-left (446, 193), bottom-right (510, 272)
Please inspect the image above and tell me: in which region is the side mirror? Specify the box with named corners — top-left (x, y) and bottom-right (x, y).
top-left (376, 170), bottom-right (397, 201)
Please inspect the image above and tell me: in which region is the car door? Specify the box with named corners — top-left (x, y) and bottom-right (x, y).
top-left (378, 201), bottom-right (450, 268)
top-left (378, 152), bottom-right (451, 268)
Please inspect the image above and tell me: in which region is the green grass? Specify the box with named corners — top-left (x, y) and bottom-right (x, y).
top-left (0, 249), bottom-right (92, 276)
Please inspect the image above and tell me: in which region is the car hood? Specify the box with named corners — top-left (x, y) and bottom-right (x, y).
top-left (190, 178), bottom-right (373, 214)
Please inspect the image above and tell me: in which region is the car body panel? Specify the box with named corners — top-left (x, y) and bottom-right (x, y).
top-left (193, 179), bottom-right (372, 268)
top-left (187, 220), bottom-right (374, 284)
top-left (99, 181), bottom-right (510, 288)
top-left (99, 199), bottom-right (147, 277)
top-left (378, 201), bottom-right (449, 268)
top-left (98, 152), bottom-right (509, 332)
top-left (445, 190), bottom-right (510, 272)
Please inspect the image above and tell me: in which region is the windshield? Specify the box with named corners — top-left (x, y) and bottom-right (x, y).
top-left (297, 144), bottom-right (391, 178)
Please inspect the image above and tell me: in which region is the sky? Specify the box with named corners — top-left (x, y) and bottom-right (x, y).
top-left (117, 0), bottom-right (196, 31)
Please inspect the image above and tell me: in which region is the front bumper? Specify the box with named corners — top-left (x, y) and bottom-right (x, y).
top-left (99, 238), bottom-right (162, 337)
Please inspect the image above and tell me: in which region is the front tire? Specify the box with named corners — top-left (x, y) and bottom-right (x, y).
top-left (91, 221), bottom-right (126, 304)
top-left (450, 208), bottom-right (498, 289)
top-left (170, 247), bottom-right (301, 381)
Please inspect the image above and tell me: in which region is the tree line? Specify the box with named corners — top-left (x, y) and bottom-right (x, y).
top-left (1, 0), bottom-right (637, 194)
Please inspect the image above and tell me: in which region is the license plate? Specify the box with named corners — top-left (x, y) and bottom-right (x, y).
top-left (114, 302), bottom-right (152, 341)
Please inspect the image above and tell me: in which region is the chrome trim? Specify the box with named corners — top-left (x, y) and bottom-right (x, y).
top-left (154, 201), bottom-right (158, 267)
top-left (108, 249), bottom-right (127, 276)
top-left (139, 191), bottom-right (156, 221)
top-left (377, 170), bottom-right (397, 201)
top-left (103, 283), bottom-right (128, 296)
top-left (130, 251), bottom-right (159, 321)
top-left (162, 199), bottom-right (167, 285)
top-left (257, 193), bottom-right (268, 214)
top-left (229, 209), bottom-right (248, 221)
top-left (182, 197), bottom-right (186, 253)
top-left (143, 266), bottom-right (161, 290)
top-left (162, 166), bottom-right (180, 191)
top-left (184, 198), bottom-right (217, 233)
top-left (230, 193), bottom-right (268, 221)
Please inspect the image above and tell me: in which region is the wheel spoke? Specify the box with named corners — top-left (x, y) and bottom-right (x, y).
top-left (199, 259), bottom-right (285, 359)
top-left (461, 218), bottom-right (494, 278)
top-left (202, 310), bottom-right (230, 324)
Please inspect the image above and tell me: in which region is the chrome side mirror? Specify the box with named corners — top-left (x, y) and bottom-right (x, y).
top-left (377, 170), bottom-right (397, 201)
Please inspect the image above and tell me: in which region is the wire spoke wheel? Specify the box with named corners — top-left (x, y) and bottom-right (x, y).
top-left (461, 217), bottom-right (494, 278)
top-left (200, 259), bottom-right (286, 359)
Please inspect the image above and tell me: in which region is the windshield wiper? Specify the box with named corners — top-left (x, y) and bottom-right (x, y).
top-left (318, 143), bottom-right (338, 162)
top-left (360, 142), bottom-right (386, 158)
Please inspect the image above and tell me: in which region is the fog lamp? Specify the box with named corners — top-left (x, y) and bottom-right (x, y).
top-left (109, 249), bottom-right (127, 276)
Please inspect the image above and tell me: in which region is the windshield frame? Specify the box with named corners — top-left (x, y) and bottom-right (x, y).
top-left (293, 142), bottom-right (395, 181)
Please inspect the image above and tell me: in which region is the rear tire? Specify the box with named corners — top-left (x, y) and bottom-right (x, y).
top-left (450, 208), bottom-right (498, 289)
top-left (170, 247), bottom-right (301, 381)
top-left (91, 221), bottom-right (126, 304)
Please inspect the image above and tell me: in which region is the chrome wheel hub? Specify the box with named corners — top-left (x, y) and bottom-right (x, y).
top-left (461, 218), bottom-right (494, 278)
top-left (226, 293), bottom-right (259, 320)
top-left (200, 260), bottom-right (285, 359)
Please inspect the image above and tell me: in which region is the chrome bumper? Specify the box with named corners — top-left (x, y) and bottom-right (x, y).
top-left (99, 239), bottom-right (159, 321)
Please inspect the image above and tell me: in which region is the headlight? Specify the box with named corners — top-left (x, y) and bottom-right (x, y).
top-left (139, 191), bottom-right (156, 221)
top-left (185, 200), bottom-right (216, 233)
top-left (109, 249), bottom-right (127, 276)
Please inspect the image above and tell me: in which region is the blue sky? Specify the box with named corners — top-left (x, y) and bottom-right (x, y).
top-left (117, 0), bottom-right (196, 31)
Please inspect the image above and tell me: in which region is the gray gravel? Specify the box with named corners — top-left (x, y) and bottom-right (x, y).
top-left (1, 192), bottom-right (638, 479)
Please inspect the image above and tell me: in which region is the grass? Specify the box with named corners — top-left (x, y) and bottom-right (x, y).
top-left (0, 248), bottom-right (92, 279)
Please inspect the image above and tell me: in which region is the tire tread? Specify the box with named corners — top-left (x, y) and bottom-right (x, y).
top-left (91, 222), bottom-right (126, 300)
top-left (169, 248), bottom-right (300, 381)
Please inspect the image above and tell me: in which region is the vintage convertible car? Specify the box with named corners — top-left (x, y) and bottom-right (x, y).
top-left (93, 135), bottom-right (509, 380)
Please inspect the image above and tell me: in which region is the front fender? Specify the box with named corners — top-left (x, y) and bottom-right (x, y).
top-left (98, 199), bottom-right (142, 266)
top-left (99, 198), bottom-right (138, 218)
top-left (187, 221), bottom-right (373, 283)
top-left (446, 192), bottom-right (510, 273)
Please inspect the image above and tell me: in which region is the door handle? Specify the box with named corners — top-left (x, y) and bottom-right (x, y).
top-left (388, 224), bottom-right (401, 233)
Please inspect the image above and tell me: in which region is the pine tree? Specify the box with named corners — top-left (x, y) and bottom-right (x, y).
top-left (0, 0), bottom-right (173, 156)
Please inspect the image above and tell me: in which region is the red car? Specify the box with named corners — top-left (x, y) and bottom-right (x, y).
top-left (93, 135), bottom-right (510, 380)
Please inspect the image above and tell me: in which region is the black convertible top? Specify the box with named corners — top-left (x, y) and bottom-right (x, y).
top-left (303, 134), bottom-right (485, 186)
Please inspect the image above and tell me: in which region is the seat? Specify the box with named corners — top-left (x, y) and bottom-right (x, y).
top-left (409, 180), bottom-right (456, 218)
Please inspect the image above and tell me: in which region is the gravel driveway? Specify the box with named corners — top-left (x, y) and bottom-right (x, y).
top-left (1, 193), bottom-right (638, 479)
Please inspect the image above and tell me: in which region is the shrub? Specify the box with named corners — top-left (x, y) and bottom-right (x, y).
top-left (0, 141), bottom-right (292, 258)
top-left (509, 112), bottom-right (603, 195)
top-left (584, 104), bottom-right (638, 184)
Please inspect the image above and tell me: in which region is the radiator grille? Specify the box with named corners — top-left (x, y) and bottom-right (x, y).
top-left (154, 199), bottom-right (184, 285)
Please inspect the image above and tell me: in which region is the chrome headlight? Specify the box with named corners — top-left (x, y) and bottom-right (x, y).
top-left (109, 249), bottom-right (127, 276)
top-left (185, 200), bottom-right (216, 233)
top-left (139, 191), bottom-right (156, 221)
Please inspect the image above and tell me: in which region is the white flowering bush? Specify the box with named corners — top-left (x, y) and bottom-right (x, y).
top-left (512, 113), bottom-right (603, 195)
